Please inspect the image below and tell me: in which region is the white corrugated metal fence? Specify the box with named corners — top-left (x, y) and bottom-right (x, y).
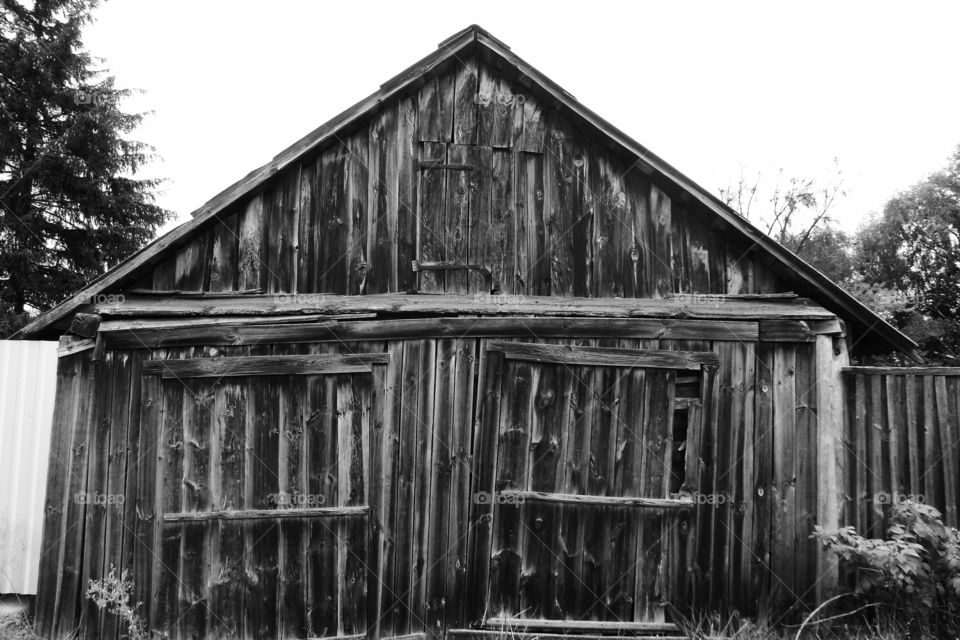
top-left (0, 340), bottom-right (58, 595)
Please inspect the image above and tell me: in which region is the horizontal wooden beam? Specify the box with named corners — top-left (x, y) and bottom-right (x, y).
top-left (90, 293), bottom-right (837, 321)
top-left (142, 353), bottom-right (389, 379)
top-left (842, 366), bottom-right (960, 376)
top-left (498, 490), bottom-right (694, 510)
top-left (450, 631), bottom-right (685, 640)
top-left (100, 316), bottom-right (759, 349)
top-left (477, 619), bottom-right (681, 633)
top-left (488, 341), bottom-right (718, 371)
top-left (57, 335), bottom-right (95, 357)
top-left (759, 318), bottom-right (844, 342)
top-left (163, 506), bottom-right (368, 523)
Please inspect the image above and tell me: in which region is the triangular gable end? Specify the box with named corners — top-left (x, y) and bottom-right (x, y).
top-left (15, 25), bottom-right (919, 359)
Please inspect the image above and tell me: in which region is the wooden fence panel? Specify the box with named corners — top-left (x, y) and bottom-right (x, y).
top-left (842, 368), bottom-right (960, 531)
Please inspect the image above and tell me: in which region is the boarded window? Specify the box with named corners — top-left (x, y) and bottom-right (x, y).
top-left (142, 353), bottom-right (384, 639)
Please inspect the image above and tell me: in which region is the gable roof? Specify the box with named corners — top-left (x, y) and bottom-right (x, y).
top-left (15, 25), bottom-right (919, 358)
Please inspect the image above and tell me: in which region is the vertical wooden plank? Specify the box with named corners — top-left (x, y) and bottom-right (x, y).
top-left (609, 367), bottom-right (643, 619)
top-left (304, 362), bottom-right (338, 637)
top-left (853, 374), bottom-right (868, 536)
top-left (749, 343), bottom-right (774, 612)
top-left (490, 149), bottom-right (515, 294)
top-left (264, 172), bottom-right (298, 293)
top-left (488, 359), bottom-right (532, 617)
top-left (445, 146), bottom-right (471, 294)
top-left (103, 352), bottom-right (137, 640)
top-left (36, 353), bottom-right (89, 636)
top-left (519, 94), bottom-right (544, 153)
top-left (546, 118), bottom-right (575, 296)
top-left (410, 341), bottom-right (437, 632)
top-left (317, 145), bottom-right (347, 294)
top-left (178, 379), bottom-right (212, 639)
top-left (208, 214), bottom-right (239, 292)
top-left (210, 380), bottom-right (246, 639)
top-left (131, 369), bottom-right (160, 633)
top-left (419, 78), bottom-right (440, 143)
top-left (921, 376), bottom-right (940, 515)
top-left (79, 353), bottom-right (116, 636)
top-left (418, 142), bottom-right (448, 292)
top-left (624, 172), bottom-right (650, 298)
top-left (152, 376), bottom-right (184, 635)
top-left (904, 375), bottom-right (920, 498)
top-left (736, 343), bottom-right (757, 613)
top-left (338, 374), bottom-right (368, 635)
top-left (516, 152), bottom-right (546, 295)
top-left (249, 379), bottom-right (280, 639)
top-left (570, 142), bottom-right (591, 298)
top-left (238, 194), bottom-right (264, 291)
top-left (582, 365), bottom-right (612, 620)
top-left (393, 341), bottom-right (419, 633)
top-left (296, 161), bottom-right (318, 293)
top-left (520, 363), bottom-right (562, 619)
top-left (347, 133), bottom-right (369, 295)
top-left (397, 97), bottom-right (419, 292)
top-left (426, 340), bottom-right (455, 637)
top-left (770, 345), bottom-right (797, 611)
top-left (278, 376), bottom-right (307, 637)
top-left (368, 108), bottom-right (398, 294)
top-left (446, 339), bottom-right (477, 630)
top-left (476, 64), bottom-right (496, 148)
top-left (793, 344), bottom-right (817, 609)
top-left (886, 376), bottom-right (904, 498)
top-left (466, 346), bottom-right (502, 627)
top-left (934, 376), bottom-right (958, 526)
top-left (467, 146), bottom-right (493, 293)
top-left (151, 257), bottom-right (176, 290)
top-left (371, 343), bottom-right (401, 638)
top-left (453, 56), bottom-right (479, 145)
top-left (438, 73), bottom-right (455, 143)
top-left (650, 184), bottom-right (673, 298)
top-left (175, 232), bottom-right (211, 292)
top-left (815, 335), bottom-right (848, 601)
top-left (868, 375), bottom-right (886, 537)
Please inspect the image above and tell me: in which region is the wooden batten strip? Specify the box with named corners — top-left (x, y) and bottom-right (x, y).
top-left (101, 316), bottom-right (759, 349)
top-left (142, 353), bottom-right (389, 379)
top-left (487, 340), bottom-right (718, 370)
top-left (498, 490), bottom-right (693, 510)
top-left (163, 506), bottom-right (368, 523)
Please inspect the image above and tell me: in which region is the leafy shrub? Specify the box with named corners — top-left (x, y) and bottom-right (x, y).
top-left (813, 500), bottom-right (960, 637)
top-left (87, 566), bottom-right (146, 640)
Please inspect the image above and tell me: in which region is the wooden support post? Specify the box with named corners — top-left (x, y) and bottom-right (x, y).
top-left (815, 333), bottom-right (848, 602)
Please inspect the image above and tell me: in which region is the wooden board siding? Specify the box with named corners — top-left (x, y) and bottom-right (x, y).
top-left (127, 55), bottom-right (785, 301)
top-left (37, 328), bottom-right (842, 639)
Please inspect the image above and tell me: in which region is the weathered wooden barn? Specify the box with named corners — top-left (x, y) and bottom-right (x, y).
top-left (20, 25), bottom-right (926, 640)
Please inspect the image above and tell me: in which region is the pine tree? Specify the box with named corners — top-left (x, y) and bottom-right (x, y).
top-left (0, 0), bottom-right (171, 335)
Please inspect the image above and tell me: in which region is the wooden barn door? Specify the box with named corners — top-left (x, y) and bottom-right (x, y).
top-left (470, 341), bottom-right (717, 632)
top-left (136, 352), bottom-right (388, 640)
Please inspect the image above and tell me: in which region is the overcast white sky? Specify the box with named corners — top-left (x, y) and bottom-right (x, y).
top-left (83, 0), bottom-right (960, 235)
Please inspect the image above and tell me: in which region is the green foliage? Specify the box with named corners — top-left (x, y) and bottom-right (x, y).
top-left (0, 0), bottom-right (171, 333)
top-left (851, 146), bottom-right (960, 363)
top-left (813, 501), bottom-right (960, 637)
